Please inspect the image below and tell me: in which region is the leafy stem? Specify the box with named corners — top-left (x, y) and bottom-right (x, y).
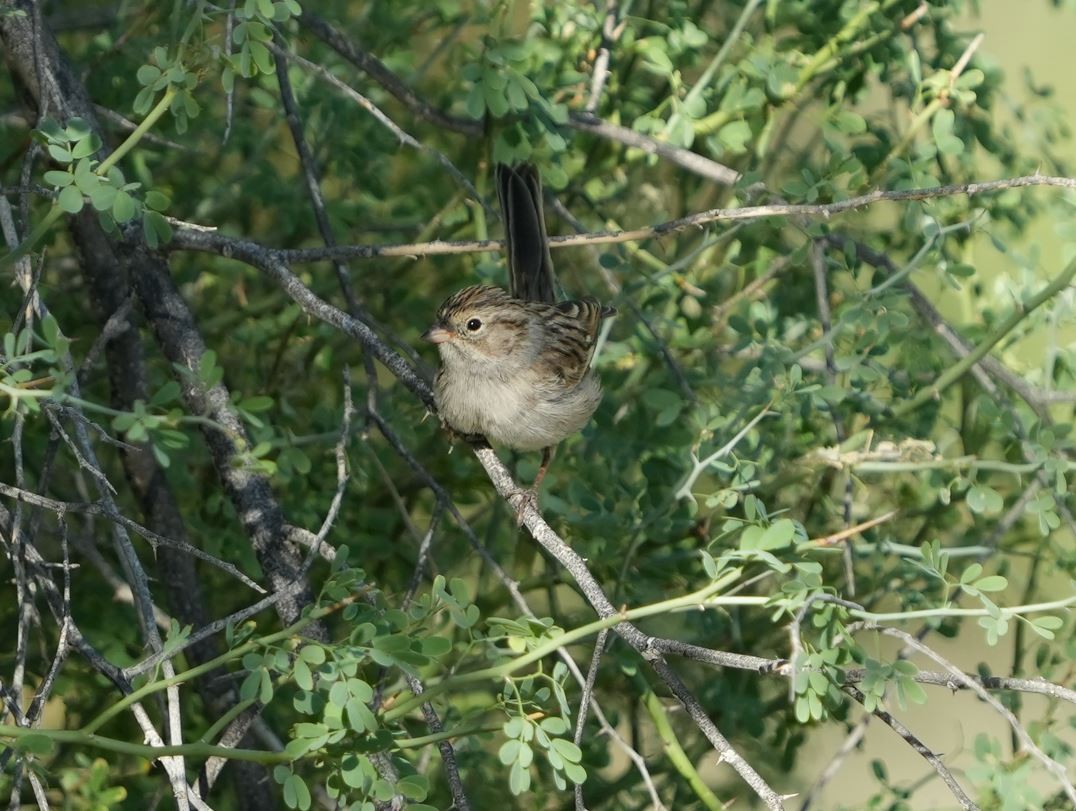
top-left (0, 86), bottom-right (176, 272)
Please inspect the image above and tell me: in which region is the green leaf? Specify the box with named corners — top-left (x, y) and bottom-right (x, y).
top-left (283, 773), bottom-right (311, 810)
top-left (966, 485), bottom-right (1002, 515)
top-left (955, 68), bottom-right (984, 89)
top-left (259, 668), bottom-right (274, 703)
top-left (36, 118), bottom-right (66, 142)
top-left (550, 738), bottom-right (582, 763)
top-left (563, 761), bottom-right (587, 785)
top-left (70, 133), bottom-right (101, 159)
top-left (43, 170), bottom-right (74, 187)
top-left (959, 562), bottom-right (983, 585)
top-left (112, 189), bottom-right (137, 223)
top-left (239, 668), bottom-right (263, 701)
top-left (499, 738), bottom-right (520, 765)
top-left (293, 658), bottom-right (312, 691)
top-left (145, 190), bottom-right (171, 211)
top-left (41, 313), bottom-right (61, 347)
top-left (871, 759), bottom-right (889, 783)
top-left (249, 40), bottom-right (273, 75)
top-left (972, 575), bottom-right (1007, 593)
top-left (1028, 615), bottom-right (1063, 639)
top-left (758, 519), bottom-right (797, 550)
top-left (397, 775), bottom-right (429, 801)
top-left (420, 636), bottom-right (452, 657)
top-left (90, 184), bottom-right (117, 212)
top-left (133, 86), bottom-right (155, 115)
top-left (345, 697), bottom-right (375, 732)
top-left (832, 110), bottom-right (867, 134)
top-left (13, 733), bottom-right (54, 755)
top-left (143, 210), bottom-right (173, 246)
top-left (898, 678), bottom-right (928, 707)
top-left (508, 759), bottom-right (530, 795)
top-left (766, 62), bottom-right (798, 99)
top-left (137, 64), bottom-right (162, 86)
top-left (72, 166), bottom-right (101, 195)
top-left (57, 185), bottom-right (84, 213)
top-left (540, 717), bottom-right (568, 735)
top-left (716, 119), bottom-right (752, 153)
top-left (328, 680), bottom-right (348, 708)
top-left (64, 117), bottom-right (92, 141)
top-left (932, 109), bottom-right (963, 155)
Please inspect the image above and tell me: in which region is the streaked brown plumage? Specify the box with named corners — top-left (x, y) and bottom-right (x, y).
top-left (423, 164), bottom-right (614, 497)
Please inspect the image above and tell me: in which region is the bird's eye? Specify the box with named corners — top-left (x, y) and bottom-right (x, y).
top-left (466, 318), bottom-right (482, 332)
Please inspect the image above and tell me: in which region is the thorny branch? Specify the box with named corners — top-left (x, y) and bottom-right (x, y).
top-left (168, 173), bottom-right (1076, 263)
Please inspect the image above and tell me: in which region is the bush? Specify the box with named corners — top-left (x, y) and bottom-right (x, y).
top-left (1, 1), bottom-right (1073, 809)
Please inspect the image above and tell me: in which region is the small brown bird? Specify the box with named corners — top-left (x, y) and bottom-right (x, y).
top-left (423, 164), bottom-right (614, 510)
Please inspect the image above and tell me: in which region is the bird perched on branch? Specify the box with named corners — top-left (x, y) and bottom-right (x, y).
top-left (423, 163), bottom-right (614, 516)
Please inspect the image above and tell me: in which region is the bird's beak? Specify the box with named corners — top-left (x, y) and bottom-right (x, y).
top-left (422, 324), bottom-right (454, 344)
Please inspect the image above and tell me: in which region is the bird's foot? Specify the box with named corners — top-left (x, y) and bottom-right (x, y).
top-left (507, 487), bottom-right (539, 526)
top-left (442, 424), bottom-right (489, 448)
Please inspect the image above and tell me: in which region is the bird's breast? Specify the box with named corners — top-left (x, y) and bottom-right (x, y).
top-left (434, 364), bottom-right (601, 451)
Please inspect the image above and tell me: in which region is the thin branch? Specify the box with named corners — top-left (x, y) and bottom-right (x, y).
top-left (166, 227), bottom-right (434, 407)
top-left (299, 12), bottom-right (744, 187)
top-left (474, 446), bottom-right (786, 809)
top-left (123, 580), bottom-right (313, 680)
top-left (1, 115), bottom-right (192, 805)
top-left (547, 195), bottom-right (695, 400)
top-left (124, 242), bottom-right (318, 628)
top-left (890, 255), bottom-right (1076, 419)
top-left (584, 1), bottom-right (626, 113)
top-left (363, 414), bottom-right (667, 811)
top-left (300, 12), bottom-right (482, 136)
top-left (857, 625), bottom-right (1076, 806)
top-left (652, 638), bottom-right (1076, 706)
top-left (272, 39), bottom-right (364, 315)
top-left (811, 239), bottom-right (856, 593)
top-left (842, 686), bottom-right (978, 811)
top-left (0, 482), bottom-right (265, 592)
top-left (571, 630), bottom-right (663, 811)
top-left (675, 399), bottom-right (776, 501)
top-left (568, 112), bottom-right (743, 185)
top-left (797, 713), bottom-right (869, 811)
top-left (169, 174), bottom-right (1076, 264)
top-left (270, 41), bottom-right (488, 215)
top-left (404, 675), bottom-right (472, 811)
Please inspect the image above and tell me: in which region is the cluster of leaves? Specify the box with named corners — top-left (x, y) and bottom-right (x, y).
top-left (499, 711), bottom-right (584, 794)
top-left (37, 117), bottom-right (173, 246)
top-left (0, 315), bottom-right (70, 418)
top-left (463, 39), bottom-right (571, 167)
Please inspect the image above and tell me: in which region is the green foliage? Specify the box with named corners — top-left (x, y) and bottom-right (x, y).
top-left (36, 116), bottom-right (173, 245)
top-left (1, 1), bottom-right (1074, 809)
top-left (58, 755), bottom-right (129, 810)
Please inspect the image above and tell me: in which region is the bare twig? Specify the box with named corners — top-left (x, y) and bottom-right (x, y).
top-left (843, 686), bottom-right (978, 810)
top-left (798, 713), bottom-right (869, 811)
top-left (584, 1), bottom-right (626, 113)
top-left (850, 624), bottom-right (1076, 806)
top-left (0, 482), bottom-right (265, 592)
top-left (170, 174), bottom-right (1076, 265)
top-left (301, 12), bottom-right (482, 136)
top-left (270, 41), bottom-right (488, 215)
top-left (810, 240), bottom-right (856, 593)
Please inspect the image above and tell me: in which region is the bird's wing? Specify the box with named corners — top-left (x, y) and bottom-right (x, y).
top-left (538, 299), bottom-right (612, 387)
